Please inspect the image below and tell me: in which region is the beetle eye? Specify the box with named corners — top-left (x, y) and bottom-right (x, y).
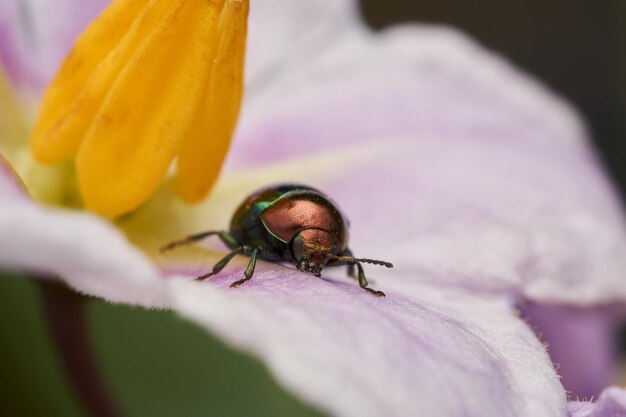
top-left (291, 234), bottom-right (306, 261)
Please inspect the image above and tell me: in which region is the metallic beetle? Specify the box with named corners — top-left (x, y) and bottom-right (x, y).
top-left (162, 184), bottom-right (392, 296)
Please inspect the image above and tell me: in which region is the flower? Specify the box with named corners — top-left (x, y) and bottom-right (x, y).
top-left (2, 0), bottom-right (626, 416)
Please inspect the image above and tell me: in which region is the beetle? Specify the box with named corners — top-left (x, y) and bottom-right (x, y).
top-left (161, 184), bottom-right (392, 297)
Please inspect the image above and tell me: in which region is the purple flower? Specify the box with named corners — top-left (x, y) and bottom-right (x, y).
top-left (1, 0), bottom-right (626, 415)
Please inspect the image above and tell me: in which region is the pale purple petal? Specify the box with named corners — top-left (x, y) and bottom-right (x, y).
top-left (228, 25), bottom-right (626, 307)
top-left (170, 275), bottom-right (564, 417)
top-left (233, 25), bottom-right (586, 167)
top-left (0, 0), bottom-right (108, 93)
top-left (522, 302), bottom-right (617, 399)
top-left (567, 387), bottom-right (626, 417)
top-left (263, 131), bottom-right (626, 397)
top-left (229, 21), bottom-right (626, 400)
top-left (234, 135), bottom-right (626, 306)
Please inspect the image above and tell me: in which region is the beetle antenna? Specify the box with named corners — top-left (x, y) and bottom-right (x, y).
top-left (328, 255), bottom-right (393, 268)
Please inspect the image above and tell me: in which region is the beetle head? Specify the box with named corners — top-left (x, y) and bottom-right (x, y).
top-left (291, 228), bottom-right (336, 277)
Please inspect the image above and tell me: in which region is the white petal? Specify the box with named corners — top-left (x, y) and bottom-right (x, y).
top-left (245, 0), bottom-right (356, 88)
top-left (0, 199), bottom-right (169, 307)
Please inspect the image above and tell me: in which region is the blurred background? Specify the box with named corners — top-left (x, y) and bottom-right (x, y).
top-left (1, 1), bottom-right (624, 416)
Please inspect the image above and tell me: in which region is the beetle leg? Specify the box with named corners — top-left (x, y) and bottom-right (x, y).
top-left (196, 246), bottom-right (245, 281)
top-left (346, 258), bottom-right (385, 297)
top-left (341, 249), bottom-right (357, 280)
top-left (347, 264), bottom-right (356, 279)
top-left (230, 247), bottom-right (259, 288)
top-left (161, 231), bottom-right (239, 253)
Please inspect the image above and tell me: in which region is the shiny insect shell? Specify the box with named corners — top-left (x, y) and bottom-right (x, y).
top-left (162, 184), bottom-right (392, 297)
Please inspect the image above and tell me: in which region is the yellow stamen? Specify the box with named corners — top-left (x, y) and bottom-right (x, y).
top-left (30, 0), bottom-right (248, 217)
top-left (177, 0), bottom-right (247, 202)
